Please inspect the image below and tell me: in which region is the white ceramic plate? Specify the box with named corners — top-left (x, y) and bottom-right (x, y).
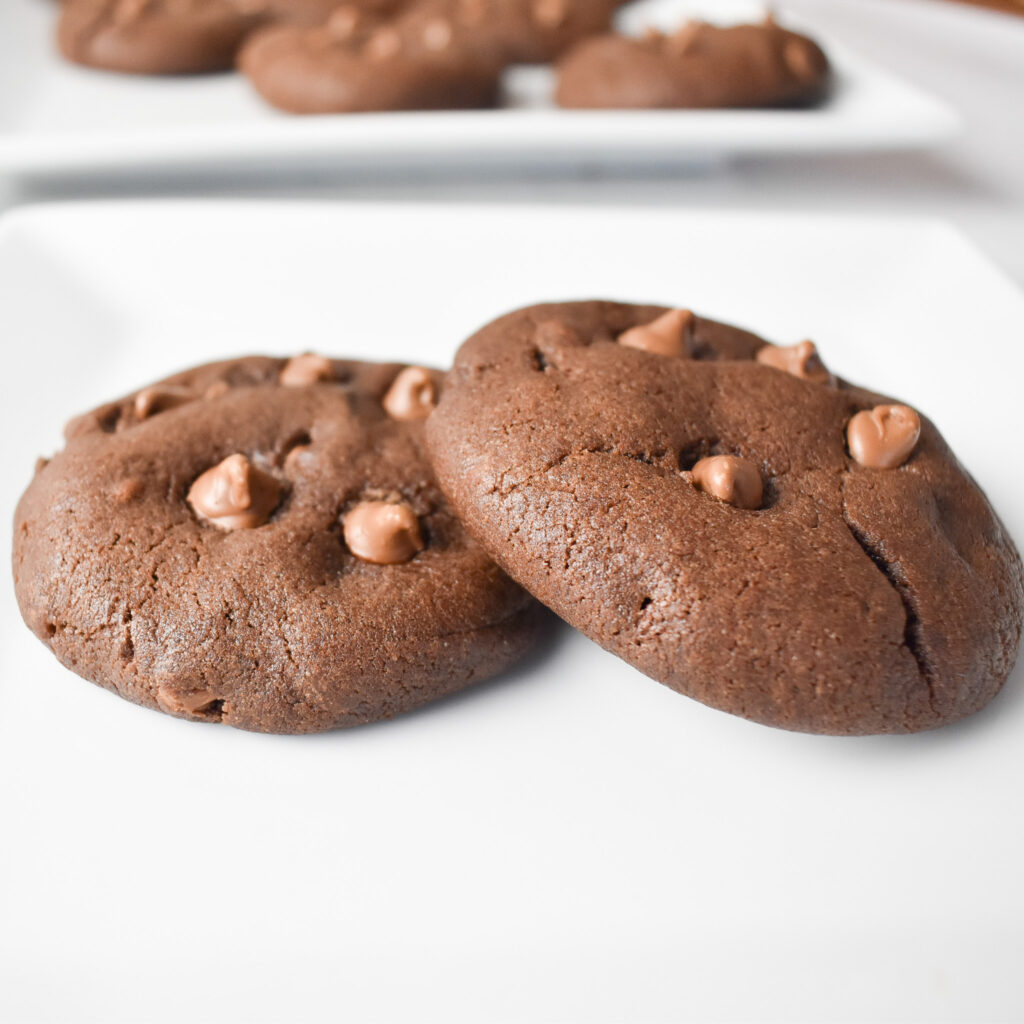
top-left (0, 0), bottom-right (958, 179)
top-left (1, 201), bottom-right (1022, 1024)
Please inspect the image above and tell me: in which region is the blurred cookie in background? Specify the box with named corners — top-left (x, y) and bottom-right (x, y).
top-left (58, 0), bottom-right (264, 74)
top-left (556, 15), bottom-right (831, 109)
top-left (239, 3), bottom-right (506, 113)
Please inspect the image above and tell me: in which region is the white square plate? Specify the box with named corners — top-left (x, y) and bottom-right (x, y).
top-left (1, 201), bottom-right (1022, 1023)
top-left (0, 0), bottom-right (958, 179)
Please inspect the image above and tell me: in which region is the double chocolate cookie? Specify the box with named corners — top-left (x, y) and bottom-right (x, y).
top-left (425, 301), bottom-right (1023, 735)
top-left (556, 17), bottom-right (831, 109)
top-left (13, 356), bottom-right (544, 733)
top-left (58, 0), bottom-right (263, 75)
top-left (239, 5), bottom-right (504, 113)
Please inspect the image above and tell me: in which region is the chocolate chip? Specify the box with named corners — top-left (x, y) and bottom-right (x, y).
top-left (187, 454), bottom-right (282, 530)
top-left (343, 499), bottom-right (424, 564)
top-left (134, 385), bottom-right (196, 420)
top-left (422, 17), bottom-right (453, 51)
top-left (690, 455), bottom-right (763, 509)
top-left (279, 354), bottom-right (334, 387)
top-left (532, 0), bottom-right (567, 28)
top-left (326, 5), bottom-right (360, 39)
top-left (755, 340), bottom-right (832, 384)
top-left (366, 27), bottom-right (401, 59)
top-left (156, 685), bottom-right (226, 720)
top-left (784, 39), bottom-right (819, 83)
top-left (382, 367), bottom-right (437, 421)
top-left (618, 309), bottom-right (695, 358)
top-left (847, 405), bottom-right (921, 470)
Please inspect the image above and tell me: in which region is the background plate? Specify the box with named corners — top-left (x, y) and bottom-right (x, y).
top-left (1, 201), bottom-right (1022, 1023)
top-left (0, 0), bottom-right (958, 178)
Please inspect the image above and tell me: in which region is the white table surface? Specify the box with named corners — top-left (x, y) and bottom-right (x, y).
top-left (1, 0), bottom-right (1022, 284)
top-left (6, 199), bottom-right (1024, 1024)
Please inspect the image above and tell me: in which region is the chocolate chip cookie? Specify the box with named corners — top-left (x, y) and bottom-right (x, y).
top-left (13, 356), bottom-right (545, 734)
top-left (555, 16), bottom-right (831, 109)
top-left (238, 5), bottom-right (504, 113)
top-left (58, 0), bottom-right (263, 75)
top-left (425, 301), bottom-right (1023, 735)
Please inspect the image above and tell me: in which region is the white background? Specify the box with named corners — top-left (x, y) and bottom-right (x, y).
top-left (0, 0), bottom-right (961, 171)
top-left (1, 203), bottom-right (1023, 1023)
top-left (1, 0), bottom-right (1022, 284)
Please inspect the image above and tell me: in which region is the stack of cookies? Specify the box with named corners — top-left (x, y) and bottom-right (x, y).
top-left (14, 301), bottom-right (1023, 736)
top-left (53, 0), bottom-right (832, 113)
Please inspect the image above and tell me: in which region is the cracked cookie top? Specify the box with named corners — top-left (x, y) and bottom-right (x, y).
top-left (425, 300), bottom-right (1023, 735)
top-left (13, 355), bottom-right (544, 734)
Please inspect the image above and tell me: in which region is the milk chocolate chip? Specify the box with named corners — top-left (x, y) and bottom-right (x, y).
top-left (155, 685), bottom-right (223, 718)
top-left (326, 5), bottom-right (359, 39)
top-left (533, 0), bottom-right (567, 28)
top-left (280, 354), bottom-right (334, 387)
top-left (382, 367), bottom-right (437, 421)
top-left (847, 404), bottom-right (921, 470)
top-left (343, 500), bottom-right (424, 564)
top-left (187, 454), bottom-right (282, 530)
top-left (784, 38), bottom-right (819, 83)
top-left (618, 309), bottom-right (694, 357)
top-left (367, 27), bottom-right (401, 59)
top-left (422, 17), bottom-right (454, 50)
top-left (755, 340), bottom-right (831, 383)
top-left (691, 455), bottom-right (763, 509)
top-left (134, 385), bottom-right (196, 420)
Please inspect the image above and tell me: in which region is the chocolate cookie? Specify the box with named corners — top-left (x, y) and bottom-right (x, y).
top-left (555, 17), bottom-right (831, 109)
top-left (425, 301), bottom-right (1023, 735)
top-left (13, 356), bottom-right (544, 734)
top-left (58, 0), bottom-right (263, 75)
top-left (238, 5), bottom-right (504, 113)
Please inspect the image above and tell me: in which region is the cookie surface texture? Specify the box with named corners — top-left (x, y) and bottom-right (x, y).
top-left (14, 356), bottom-right (544, 733)
top-left (425, 301), bottom-right (1023, 735)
